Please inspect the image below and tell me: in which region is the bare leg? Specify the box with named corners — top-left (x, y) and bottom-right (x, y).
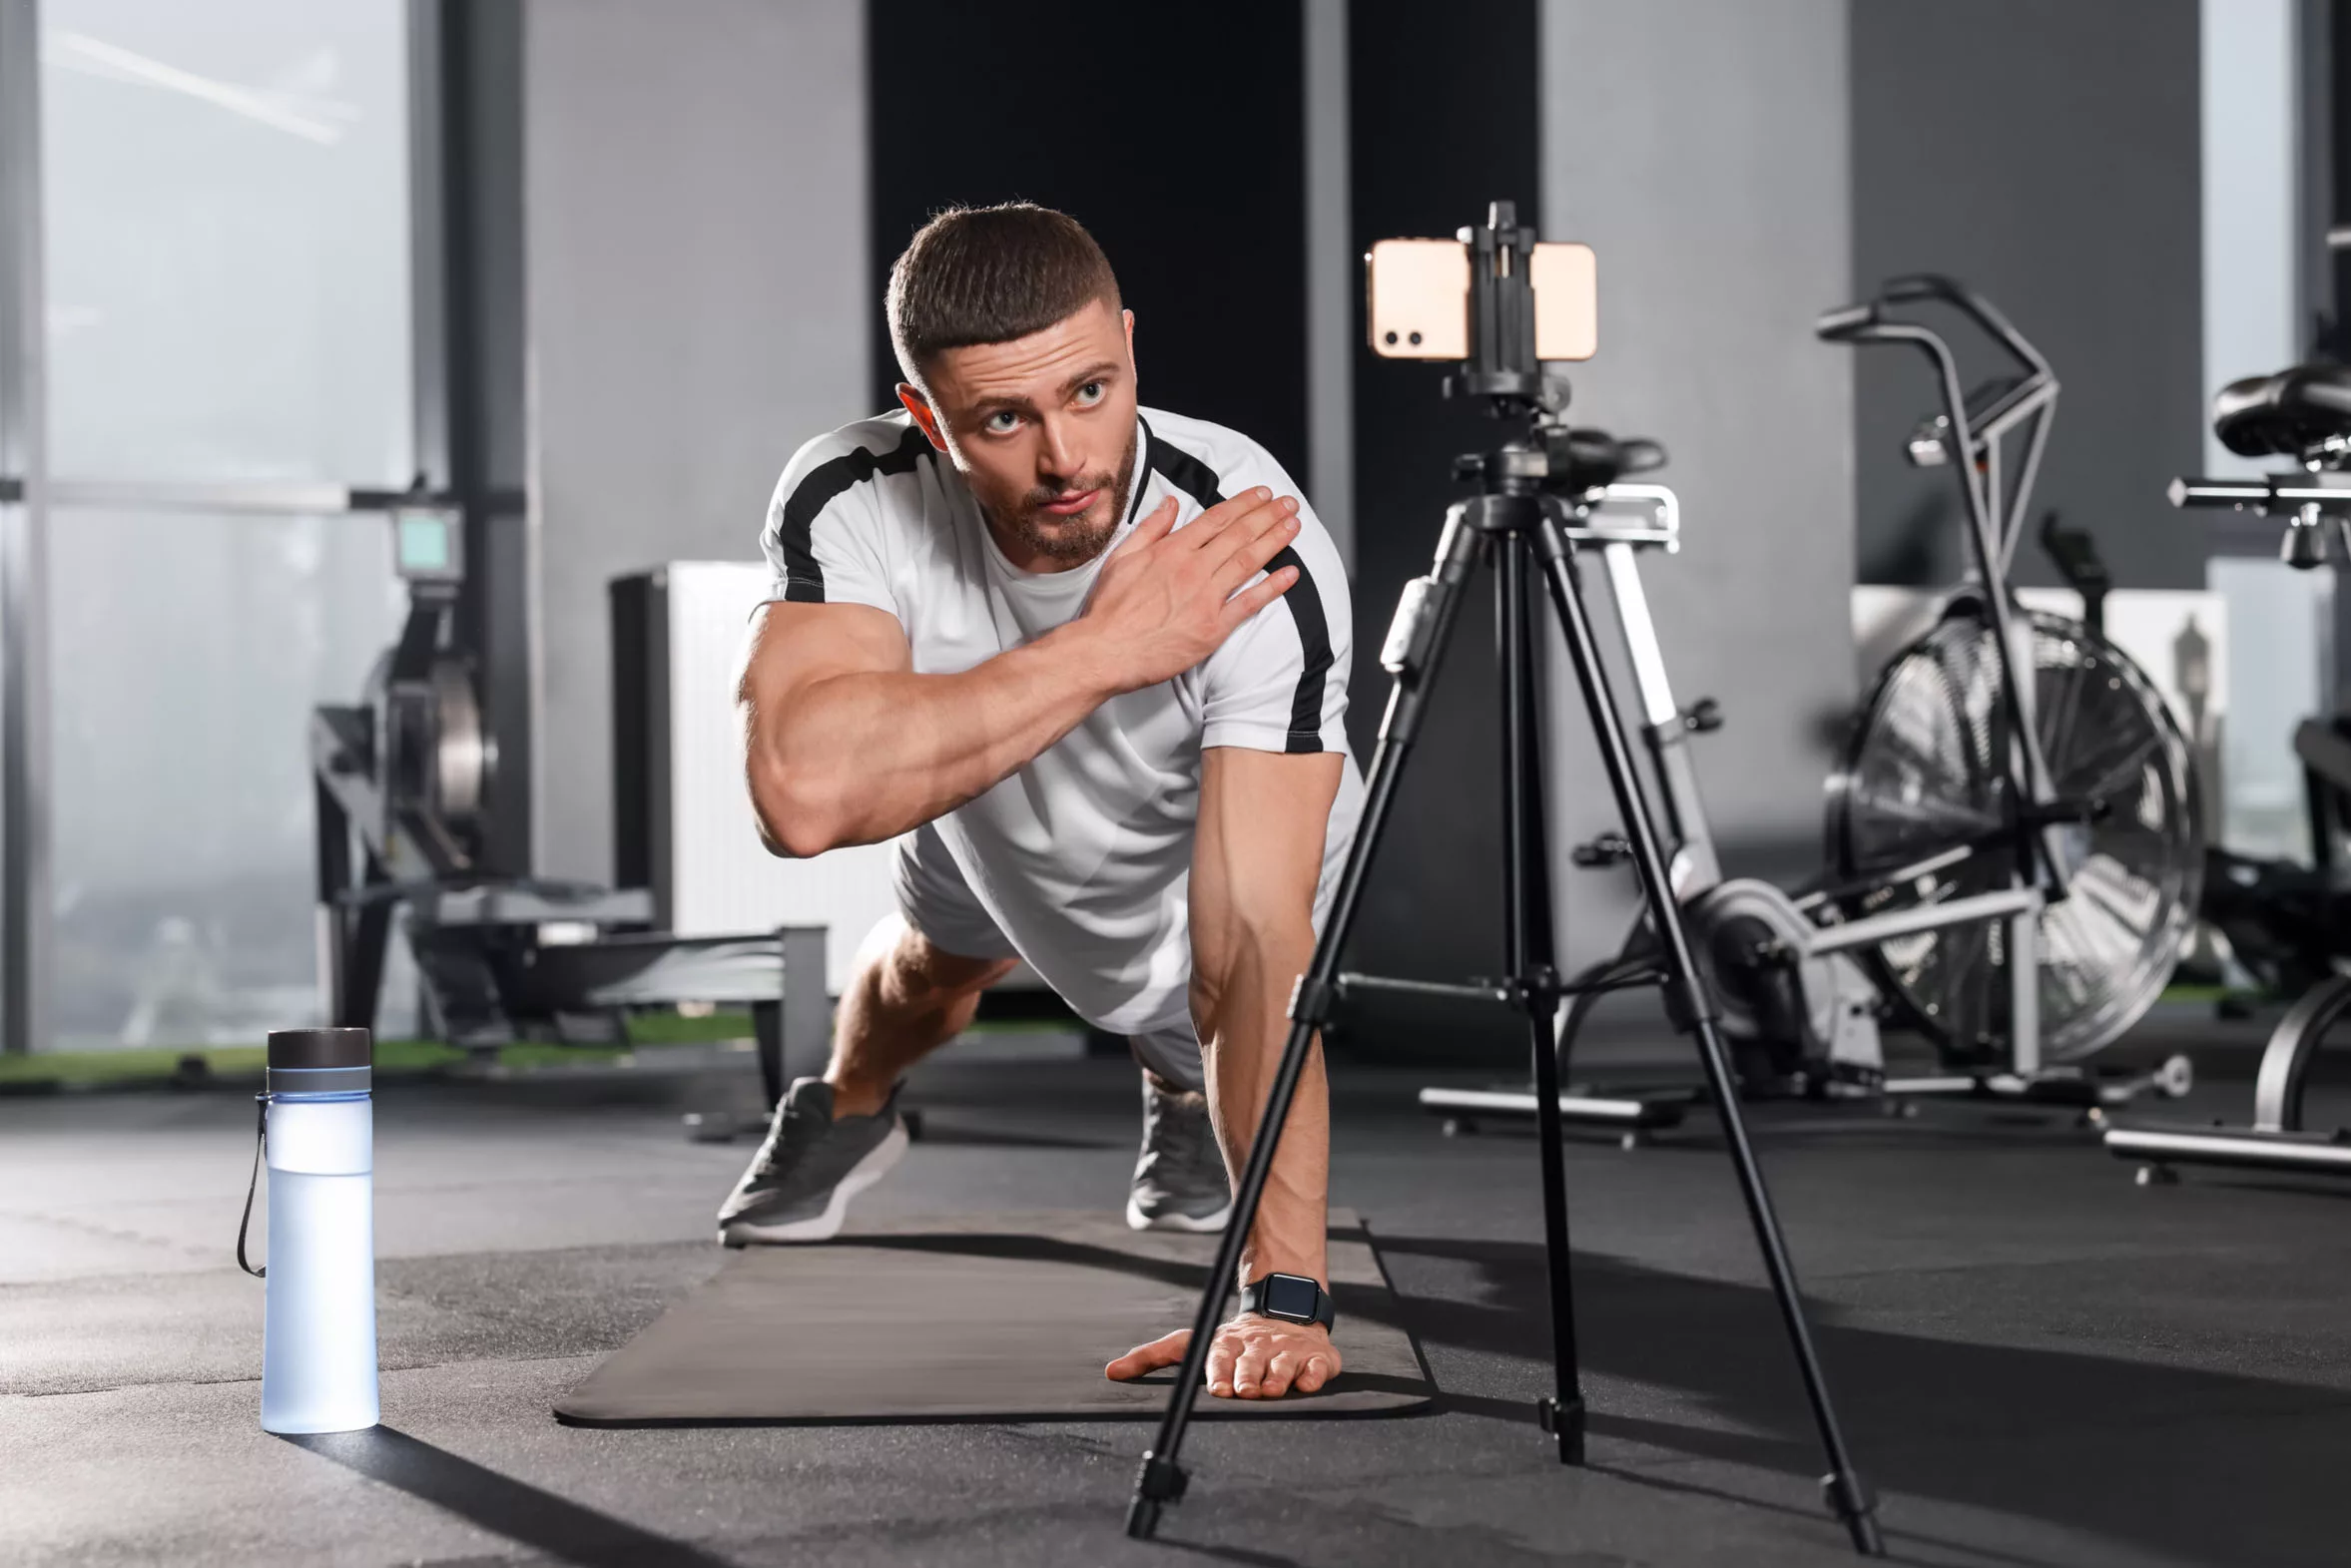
top-left (825, 914), bottom-right (1016, 1119)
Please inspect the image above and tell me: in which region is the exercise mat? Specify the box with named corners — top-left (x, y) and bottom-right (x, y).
top-left (555, 1208), bottom-right (1433, 1425)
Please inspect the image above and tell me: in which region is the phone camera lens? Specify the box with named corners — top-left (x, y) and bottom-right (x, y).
top-left (1409, 331), bottom-right (1423, 345)
top-left (1384, 331), bottom-right (1399, 345)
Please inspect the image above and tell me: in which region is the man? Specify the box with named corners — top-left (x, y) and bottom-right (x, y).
top-left (721, 204), bottom-right (1361, 1402)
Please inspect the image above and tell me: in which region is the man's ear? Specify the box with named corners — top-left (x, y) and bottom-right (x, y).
top-left (896, 383), bottom-right (948, 451)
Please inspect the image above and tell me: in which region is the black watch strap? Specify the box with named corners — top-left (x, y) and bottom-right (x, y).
top-left (1238, 1272), bottom-right (1336, 1331)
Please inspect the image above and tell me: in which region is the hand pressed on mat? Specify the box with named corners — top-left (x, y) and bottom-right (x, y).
top-left (1105, 1314), bottom-right (1341, 1399)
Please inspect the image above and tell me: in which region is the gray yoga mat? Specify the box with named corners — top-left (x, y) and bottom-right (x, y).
top-left (554, 1209), bottom-right (1434, 1425)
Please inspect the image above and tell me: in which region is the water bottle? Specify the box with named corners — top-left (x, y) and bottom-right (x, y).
top-left (246, 1026), bottom-right (378, 1434)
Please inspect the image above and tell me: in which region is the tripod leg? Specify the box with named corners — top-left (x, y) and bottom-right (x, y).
top-left (1530, 515), bottom-right (1883, 1557)
top-left (1501, 534), bottom-right (1585, 1462)
top-left (1125, 507), bottom-right (1487, 1540)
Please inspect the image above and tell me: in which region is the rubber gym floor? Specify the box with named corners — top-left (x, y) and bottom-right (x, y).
top-left (3, 1015), bottom-right (2345, 1568)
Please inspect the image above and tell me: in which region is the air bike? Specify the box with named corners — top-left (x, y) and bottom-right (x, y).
top-left (1419, 276), bottom-right (2202, 1143)
top-left (2108, 363), bottom-right (2351, 1183)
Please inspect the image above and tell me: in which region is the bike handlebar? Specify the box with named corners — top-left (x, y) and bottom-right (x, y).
top-left (2172, 474), bottom-right (2350, 570)
top-left (2169, 475), bottom-right (2351, 511)
top-left (1815, 272), bottom-right (2051, 379)
top-left (1813, 302), bottom-right (1876, 341)
top-left (1879, 273), bottom-right (1970, 307)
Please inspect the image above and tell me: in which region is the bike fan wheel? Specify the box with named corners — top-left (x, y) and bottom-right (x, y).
top-left (1826, 608), bottom-right (2201, 1065)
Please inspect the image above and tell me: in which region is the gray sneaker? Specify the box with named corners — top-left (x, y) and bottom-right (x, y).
top-left (1126, 1075), bottom-right (1233, 1233)
top-left (718, 1077), bottom-right (908, 1247)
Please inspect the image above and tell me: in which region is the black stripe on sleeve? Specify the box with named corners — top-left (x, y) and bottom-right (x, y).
top-left (777, 423), bottom-right (931, 603)
top-left (1143, 419), bottom-right (1333, 755)
top-left (1265, 542), bottom-right (1333, 753)
top-left (1142, 418), bottom-right (1226, 507)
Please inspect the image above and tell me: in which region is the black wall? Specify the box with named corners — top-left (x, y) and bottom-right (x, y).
top-left (870, 0), bottom-right (1539, 1062)
top-left (1850, 0), bottom-right (2205, 590)
top-left (866, 0), bottom-right (1307, 479)
top-left (1339, 0), bottom-right (1542, 1062)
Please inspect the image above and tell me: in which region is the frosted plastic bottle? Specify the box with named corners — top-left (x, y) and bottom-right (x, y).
top-left (258, 1027), bottom-right (378, 1434)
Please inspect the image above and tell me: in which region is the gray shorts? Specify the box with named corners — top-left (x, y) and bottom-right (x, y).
top-left (892, 821), bottom-right (1206, 1092)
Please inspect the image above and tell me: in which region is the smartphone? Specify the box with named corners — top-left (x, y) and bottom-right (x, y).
top-left (1366, 238), bottom-right (1597, 362)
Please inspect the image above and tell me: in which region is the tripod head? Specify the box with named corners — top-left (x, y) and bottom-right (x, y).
top-left (1386, 199), bottom-right (1664, 502)
top-left (1440, 201), bottom-right (1559, 414)
top-left (1454, 425), bottom-right (1667, 497)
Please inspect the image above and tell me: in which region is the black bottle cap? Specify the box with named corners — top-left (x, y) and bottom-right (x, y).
top-left (267, 1027), bottom-right (372, 1070)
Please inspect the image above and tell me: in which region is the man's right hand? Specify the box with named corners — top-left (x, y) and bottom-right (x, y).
top-left (1074, 488), bottom-right (1302, 694)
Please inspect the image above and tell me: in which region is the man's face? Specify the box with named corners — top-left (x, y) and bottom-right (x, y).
top-left (898, 299), bottom-right (1138, 570)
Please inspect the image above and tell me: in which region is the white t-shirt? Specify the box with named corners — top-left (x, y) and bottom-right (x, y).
top-left (758, 405), bottom-right (1364, 1037)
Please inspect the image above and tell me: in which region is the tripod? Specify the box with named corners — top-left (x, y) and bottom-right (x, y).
top-left (1124, 206), bottom-right (1881, 1557)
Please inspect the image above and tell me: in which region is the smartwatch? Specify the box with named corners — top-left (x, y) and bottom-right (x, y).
top-left (1239, 1272), bottom-right (1337, 1332)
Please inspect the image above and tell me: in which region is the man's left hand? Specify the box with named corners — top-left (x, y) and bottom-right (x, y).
top-left (1104, 1315), bottom-right (1342, 1399)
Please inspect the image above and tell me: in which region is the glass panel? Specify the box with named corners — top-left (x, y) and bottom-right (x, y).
top-left (40, 0), bottom-right (412, 484)
top-left (49, 511), bottom-right (407, 1047)
top-left (2207, 557), bottom-right (2333, 861)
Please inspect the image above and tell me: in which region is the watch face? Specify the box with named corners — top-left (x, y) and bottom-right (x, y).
top-left (1263, 1274), bottom-right (1319, 1320)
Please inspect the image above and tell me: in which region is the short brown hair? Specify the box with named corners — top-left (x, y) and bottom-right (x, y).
top-left (886, 203), bottom-right (1121, 384)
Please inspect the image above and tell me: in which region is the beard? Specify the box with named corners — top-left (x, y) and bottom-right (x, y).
top-left (983, 425), bottom-right (1139, 567)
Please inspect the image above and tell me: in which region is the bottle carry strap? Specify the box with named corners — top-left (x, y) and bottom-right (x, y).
top-left (237, 1094), bottom-right (267, 1280)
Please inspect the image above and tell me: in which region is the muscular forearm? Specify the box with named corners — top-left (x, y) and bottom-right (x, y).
top-left (750, 623), bottom-right (1117, 856)
top-left (1193, 919), bottom-right (1329, 1291)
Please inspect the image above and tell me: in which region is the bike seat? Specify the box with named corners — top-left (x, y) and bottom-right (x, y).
top-left (2212, 363), bottom-right (2351, 458)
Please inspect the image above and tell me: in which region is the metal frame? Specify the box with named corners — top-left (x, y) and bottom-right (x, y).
top-left (1834, 281), bottom-right (2068, 886)
top-left (0, 0), bottom-right (47, 1054)
top-left (2107, 973), bottom-right (2351, 1179)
